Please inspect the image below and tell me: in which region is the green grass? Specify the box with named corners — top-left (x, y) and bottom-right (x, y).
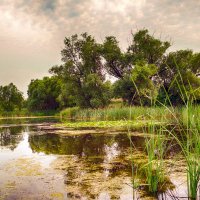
top-left (144, 123), bottom-right (166, 194)
top-left (60, 106), bottom-right (177, 123)
top-left (153, 66), bottom-right (200, 199)
top-left (180, 105), bottom-right (200, 131)
top-left (180, 103), bottom-right (200, 199)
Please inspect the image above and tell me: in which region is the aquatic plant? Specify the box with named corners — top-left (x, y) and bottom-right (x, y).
top-left (60, 105), bottom-right (176, 123)
top-left (156, 66), bottom-right (200, 199)
top-left (144, 124), bottom-right (166, 194)
top-left (182, 103), bottom-right (200, 199)
top-left (57, 120), bottom-right (161, 130)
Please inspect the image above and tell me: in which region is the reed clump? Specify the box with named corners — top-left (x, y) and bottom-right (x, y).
top-left (60, 106), bottom-right (176, 122)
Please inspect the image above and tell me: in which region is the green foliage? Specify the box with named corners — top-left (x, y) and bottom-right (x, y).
top-left (60, 107), bottom-right (80, 120)
top-left (1, 29), bottom-right (200, 114)
top-left (102, 29), bottom-right (171, 105)
top-left (48, 29), bottom-right (200, 108)
top-left (159, 50), bottom-right (200, 105)
top-left (50, 33), bottom-right (112, 109)
top-left (59, 105), bottom-right (175, 123)
top-left (144, 125), bottom-right (166, 194)
top-left (102, 36), bottom-right (132, 79)
top-left (0, 83), bottom-right (24, 112)
top-left (113, 62), bottom-right (158, 105)
top-left (56, 120), bottom-right (160, 129)
top-left (27, 76), bottom-right (62, 111)
top-left (128, 29), bottom-right (170, 65)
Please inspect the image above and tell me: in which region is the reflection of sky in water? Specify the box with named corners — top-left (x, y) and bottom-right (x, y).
top-left (0, 130), bottom-right (56, 168)
top-left (99, 192), bottom-right (110, 200)
top-left (103, 142), bottom-right (120, 178)
top-left (104, 142), bottom-right (120, 162)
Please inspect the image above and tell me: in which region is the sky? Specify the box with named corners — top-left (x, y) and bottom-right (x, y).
top-left (0, 0), bottom-right (200, 97)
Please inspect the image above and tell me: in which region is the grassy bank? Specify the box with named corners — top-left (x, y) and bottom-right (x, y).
top-left (58, 106), bottom-right (200, 132)
top-left (59, 106), bottom-right (179, 123)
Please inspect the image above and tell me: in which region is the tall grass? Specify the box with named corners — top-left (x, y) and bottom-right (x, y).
top-left (127, 61), bottom-right (200, 198)
top-left (162, 102), bottom-right (200, 199)
top-left (144, 123), bottom-right (166, 194)
top-left (181, 103), bottom-right (200, 199)
top-left (166, 65), bottom-right (200, 199)
top-left (154, 67), bottom-right (200, 198)
top-left (60, 106), bottom-right (177, 122)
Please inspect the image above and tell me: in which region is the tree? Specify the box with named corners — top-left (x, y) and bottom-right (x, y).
top-left (0, 83), bottom-right (24, 112)
top-left (27, 76), bottom-right (62, 111)
top-left (50, 33), bottom-right (112, 108)
top-left (103, 29), bottom-right (169, 105)
top-left (158, 50), bottom-right (200, 105)
top-left (128, 29), bottom-right (170, 65)
top-left (113, 61), bottom-right (158, 105)
top-left (101, 36), bottom-right (132, 79)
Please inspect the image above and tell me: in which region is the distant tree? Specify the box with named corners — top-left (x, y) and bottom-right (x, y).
top-left (0, 83), bottom-right (24, 112)
top-left (27, 76), bottom-right (62, 111)
top-left (50, 33), bottom-right (112, 108)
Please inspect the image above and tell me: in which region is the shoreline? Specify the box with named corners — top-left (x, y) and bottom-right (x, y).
top-left (0, 115), bottom-right (59, 120)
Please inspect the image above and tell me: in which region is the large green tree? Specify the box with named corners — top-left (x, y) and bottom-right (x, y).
top-left (27, 76), bottom-right (62, 111)
top-left (103, 29), bottom-right (170, 105)
top-left (0, 83), bottom-right (24, 112)
top-left (50, 33), bottom-right (112, 108)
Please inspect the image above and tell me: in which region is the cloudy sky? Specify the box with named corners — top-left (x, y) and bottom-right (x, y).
top-left (0, 0), bottom-right (200, 96)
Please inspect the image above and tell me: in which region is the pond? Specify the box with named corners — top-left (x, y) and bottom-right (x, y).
top-left (0, 118), bottom-right (192, 199)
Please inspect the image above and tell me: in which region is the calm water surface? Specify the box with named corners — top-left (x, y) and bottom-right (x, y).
top-left (0, 118), bottom-right (190, 200)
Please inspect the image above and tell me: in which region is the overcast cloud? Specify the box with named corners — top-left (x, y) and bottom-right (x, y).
top-left (0, 0), bottom-right (200, 96)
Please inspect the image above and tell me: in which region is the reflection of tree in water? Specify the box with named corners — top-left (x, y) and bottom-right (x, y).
top-left (29, 133), bottom-right (107, 156)
top-left (29, 133), bottom-right (146, 156)
top-left (29, 133), bottom-right (147, 199)
top-left (0, 126), bottom-right (24, 150)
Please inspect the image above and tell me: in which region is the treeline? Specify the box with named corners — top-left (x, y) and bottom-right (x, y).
top-left (1, 29), bottom-right (200, 112)
top-left (0, 83), bottom-right (24, 112)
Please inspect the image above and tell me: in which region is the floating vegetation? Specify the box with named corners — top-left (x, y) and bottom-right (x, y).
top-left (55, 120), bottom-right (162, 130)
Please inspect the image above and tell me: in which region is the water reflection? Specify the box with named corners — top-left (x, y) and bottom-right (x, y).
top-left (0, 126), bottom-right (25, 150)
top-left (0, 122), bottom-right (64, 199)
top-left (29, 133), bottom-right (145, 157)
top-left (29, 133), bottom-right (148, 199)
top-left (0, 121), bottom-right (190, 199)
